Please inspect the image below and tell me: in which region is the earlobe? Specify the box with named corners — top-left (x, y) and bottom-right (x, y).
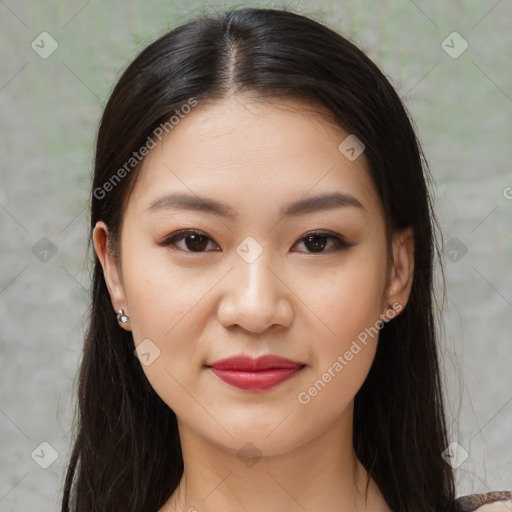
top-left (384, 227), bottom-right (415, 316)
top-left (92, 221), bottom-right (131, 331)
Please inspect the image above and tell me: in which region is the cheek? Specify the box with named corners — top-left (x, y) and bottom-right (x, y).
top-left (120, 243), bottom-right (210, 397)
top-left (309, 249), bottom-right (387, 349)
top-left (296, 245), bottom-right (387, 403)
top-left (293, 265), bottom-right (385, 434)
top-left (122, 240), bottom-right (205, 341)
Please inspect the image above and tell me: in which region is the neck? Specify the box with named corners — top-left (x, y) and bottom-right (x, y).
top-left (161, 404), bottom-right (390, 512)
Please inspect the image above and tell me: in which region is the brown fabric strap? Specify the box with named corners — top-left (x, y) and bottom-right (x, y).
top-left (456, 491), bottom-right (512, 512)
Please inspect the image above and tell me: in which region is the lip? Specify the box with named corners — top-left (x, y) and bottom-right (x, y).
top-left (207, 355), bottom-right (305, 391)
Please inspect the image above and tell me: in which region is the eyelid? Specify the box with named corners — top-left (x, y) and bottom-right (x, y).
top-left (298, 229), bottom-right (355, 245)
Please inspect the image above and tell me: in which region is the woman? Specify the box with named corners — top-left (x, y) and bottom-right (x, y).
top-left (61, 7), bottom-right (511, 512)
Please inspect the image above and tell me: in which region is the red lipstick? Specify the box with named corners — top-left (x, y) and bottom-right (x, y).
top-left (207, 355), bottom-right (304, 391)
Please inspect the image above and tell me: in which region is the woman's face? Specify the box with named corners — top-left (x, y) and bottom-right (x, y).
top-left (95, 95), bottom-right (414, 457)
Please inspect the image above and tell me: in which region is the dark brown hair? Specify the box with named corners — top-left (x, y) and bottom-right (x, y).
top-left (61, 7), bottom-right (455, 511)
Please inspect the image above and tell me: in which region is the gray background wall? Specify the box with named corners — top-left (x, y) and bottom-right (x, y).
top-left (1, 0), bottom-right (511, 510)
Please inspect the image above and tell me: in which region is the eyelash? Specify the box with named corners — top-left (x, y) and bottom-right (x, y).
top-left (160, 229), bottom-right (354, 254)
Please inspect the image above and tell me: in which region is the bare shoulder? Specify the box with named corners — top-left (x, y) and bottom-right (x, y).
top-left (473, 501), bottom-right (512, 512)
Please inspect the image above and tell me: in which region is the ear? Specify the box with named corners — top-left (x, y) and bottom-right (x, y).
top-left (382, 227), bottom-right (415, 317)
top-left (92, 221), bottom-right (131, 331)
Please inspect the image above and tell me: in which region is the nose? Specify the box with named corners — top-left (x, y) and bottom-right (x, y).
top-left (216, 249), bottom-right (294, 334)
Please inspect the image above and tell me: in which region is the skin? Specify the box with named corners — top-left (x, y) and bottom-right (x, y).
top-left (94, 94), bottom-right (414, 512)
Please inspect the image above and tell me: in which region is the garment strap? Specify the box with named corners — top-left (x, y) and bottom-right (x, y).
top-left (456, 490), bottom-right (512, 512)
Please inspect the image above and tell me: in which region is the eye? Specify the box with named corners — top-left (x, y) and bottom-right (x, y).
top-left (161, 229), bottom-right (354, 254)
top-left (292, 230), bottom-right (355, 254)
top-left (161, 229), bottom-right (220, 253)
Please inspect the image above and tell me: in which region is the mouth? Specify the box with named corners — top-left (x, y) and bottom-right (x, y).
top-left (206, 355), bottom-right (306, 392)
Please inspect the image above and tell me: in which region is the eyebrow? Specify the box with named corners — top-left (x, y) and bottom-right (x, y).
top-left (147, 191), bottom-right (364, 219)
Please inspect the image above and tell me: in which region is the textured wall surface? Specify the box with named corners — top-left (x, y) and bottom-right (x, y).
top-left (0, 1), bottom-right (511, 509)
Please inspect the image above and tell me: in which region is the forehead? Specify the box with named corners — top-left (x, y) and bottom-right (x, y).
top-left (126, 95), bottom-right (383, 225)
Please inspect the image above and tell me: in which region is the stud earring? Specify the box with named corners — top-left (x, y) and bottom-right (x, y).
top-left (115, 309), bottom-right (130, 324)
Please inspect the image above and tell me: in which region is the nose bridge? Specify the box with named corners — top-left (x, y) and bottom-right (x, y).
top-left (235, 236), bottom-right (276, 302)
top-left (218, 235), bottom-right (291, 332)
